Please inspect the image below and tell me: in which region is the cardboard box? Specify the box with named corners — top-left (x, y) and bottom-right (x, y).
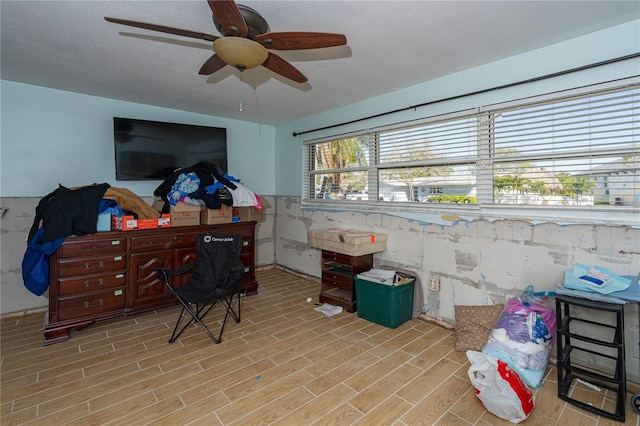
top-left (169, 202), bottom-right (202, 227)
top-left (201, 205), bottom-right (233, 225)
top-left (151, 199), bottom-right (166, 213)
top-left (233, 206), bottom-right (265, 222)
top-left (111, 214), bottom-right (171, 231)
top-left (307, 228), bottom-right (387, 256)
top-left (355, 277), bottom-right (415, 328)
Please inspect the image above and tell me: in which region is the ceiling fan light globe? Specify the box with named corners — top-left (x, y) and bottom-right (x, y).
top-left (213, 37), bottom-right (268, 70)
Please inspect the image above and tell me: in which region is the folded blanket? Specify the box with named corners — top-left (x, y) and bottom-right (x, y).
top-left (104, 187), bottom-right (160, 219)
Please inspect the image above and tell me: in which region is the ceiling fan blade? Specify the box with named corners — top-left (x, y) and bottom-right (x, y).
top-left (262, 53), bottom-right (307, 83)
top-left (256, 32), bottom-right (347, 50)
top-left (105, 17), bottom-right (219, 42)
top-left (199, 54), bottom-right (227, 75)
top-left (207, 0), bottom-right (248, 37)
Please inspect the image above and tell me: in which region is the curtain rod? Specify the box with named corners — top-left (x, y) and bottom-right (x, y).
top-left (292, 52), bottom-right (640, 137)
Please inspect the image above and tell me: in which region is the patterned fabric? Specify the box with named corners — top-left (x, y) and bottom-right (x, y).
top-left (454, 304), bottom-right (504, 351)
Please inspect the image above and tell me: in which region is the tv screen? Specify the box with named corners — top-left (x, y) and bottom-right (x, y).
top-left (113, 117), bottom-right (227, 180)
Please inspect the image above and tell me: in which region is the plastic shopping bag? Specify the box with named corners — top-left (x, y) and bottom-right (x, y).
top-left (467, 350), bottom-right (535, 423)
top-left (481, 285), bottom-right (556, 388)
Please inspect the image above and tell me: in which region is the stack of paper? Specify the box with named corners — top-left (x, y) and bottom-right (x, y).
top-left (357, 269), bottom-right (414, 286)
top-left (357, 269), bottom-right (396, 285)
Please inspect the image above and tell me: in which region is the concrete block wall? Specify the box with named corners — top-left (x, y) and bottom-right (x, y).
top-left (274, 196), bottom-right (640, 385)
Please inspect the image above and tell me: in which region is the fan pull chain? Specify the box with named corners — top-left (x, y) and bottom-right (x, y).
top-left (239, 99), bottom-right (243, 112)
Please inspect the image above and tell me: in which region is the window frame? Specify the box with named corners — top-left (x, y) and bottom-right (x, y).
top-left (302, 81), bottom-right (640, 227)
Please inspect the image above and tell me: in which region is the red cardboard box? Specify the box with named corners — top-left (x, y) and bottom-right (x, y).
top-left (112, 214), bottom-right (171, 231)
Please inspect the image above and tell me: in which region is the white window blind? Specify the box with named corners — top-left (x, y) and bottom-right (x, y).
top-left (303, 84), bottom-right (640, 210)
top-left (376, 116), bottom-right (478, 203)
top-left (491, 86), bottom-right (639, 207)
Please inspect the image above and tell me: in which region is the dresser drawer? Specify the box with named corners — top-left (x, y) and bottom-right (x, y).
top-left (240, 238), bottom-right (253, 254)
top-left (240, 265), bottom-right (254, 284)
top-left (130, 232), bottom-right (198, 252)
top-left (58, 254), bottom-right (126, 277)
top-left (59, 237), bottom-right (125, 258)
top-left (322, 269), bottom-right (353, 289)
top-left (321, 251), bottom-right (352, 264)
top-left (58, 288), bottom-right (126, 321)
top-left (58, 272), bottom-right (126, 296)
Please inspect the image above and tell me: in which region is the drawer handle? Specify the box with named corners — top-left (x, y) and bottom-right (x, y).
top-left (84, 299), bottom-right (104, 309)
top-left (84, 261), bottom-right (104, 270)
top-left (84, 279), bottom-right (104, 288)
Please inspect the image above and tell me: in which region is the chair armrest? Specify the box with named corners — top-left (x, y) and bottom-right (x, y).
top-left (152, 262), bottom-right (197, 282)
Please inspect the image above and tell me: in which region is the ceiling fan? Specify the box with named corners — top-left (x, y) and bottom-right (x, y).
top-left (105, 0), bottom-right (347, 83)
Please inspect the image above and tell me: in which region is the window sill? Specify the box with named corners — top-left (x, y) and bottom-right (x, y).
top-left (301, 199), bottom-right (640, 227)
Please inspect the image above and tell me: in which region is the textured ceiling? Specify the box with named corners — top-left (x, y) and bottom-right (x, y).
top-left (1, 1), bottom-right (638, 125)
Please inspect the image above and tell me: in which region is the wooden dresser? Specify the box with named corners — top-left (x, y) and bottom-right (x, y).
top-left (44, 222), bottom-right (257, 345)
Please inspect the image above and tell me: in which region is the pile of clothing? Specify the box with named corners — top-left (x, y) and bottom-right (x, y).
top-left (23, 183), bottom-right (161, 296)
top-left (481, 286), bottom-right (556, 388)
top-left (467, 286), bottom-right (555, 423)
top-left (153, 162), bottom-right (262, 212)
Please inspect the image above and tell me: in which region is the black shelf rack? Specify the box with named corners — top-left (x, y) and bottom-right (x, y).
top-left (555, 295), bottom-right (627, 422)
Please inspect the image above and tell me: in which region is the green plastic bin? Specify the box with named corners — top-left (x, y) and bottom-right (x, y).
top-left (355, 277), bottom-right (415, 328)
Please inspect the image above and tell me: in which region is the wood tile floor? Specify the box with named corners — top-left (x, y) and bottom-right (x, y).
top-left (1, 268), bottom-right (639, 425)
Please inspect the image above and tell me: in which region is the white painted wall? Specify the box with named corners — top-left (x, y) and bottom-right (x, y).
top-left (0, 81), bottom-right (276, 197)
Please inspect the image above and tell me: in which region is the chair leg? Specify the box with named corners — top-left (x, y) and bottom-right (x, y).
top-left (169, 299), bottom-right (222, 344)
top-left (215, 298), bottom-right (237, 343)
top-left (168, 289), bottom-right (243, 345)
top-left (169, 305), bottom-right (193, 343)
top-left (226, 290), bottom-right (242, 323)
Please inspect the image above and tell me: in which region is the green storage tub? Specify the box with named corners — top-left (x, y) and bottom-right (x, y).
top-left (355, 277), bottom-right (415, 328)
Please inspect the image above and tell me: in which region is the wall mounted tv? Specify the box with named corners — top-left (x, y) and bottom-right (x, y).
top-left (113, 117), bottom-right (227, 180)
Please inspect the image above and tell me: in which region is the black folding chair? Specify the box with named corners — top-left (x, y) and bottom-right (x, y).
top-left (154, 233), bottom-right (244, 344)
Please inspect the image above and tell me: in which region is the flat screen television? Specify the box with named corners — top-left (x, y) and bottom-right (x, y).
top-left (113, 117), bottom-right (227, 180)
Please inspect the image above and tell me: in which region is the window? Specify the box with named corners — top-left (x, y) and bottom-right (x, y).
top-left (303, 84), bottom-right (640, 216)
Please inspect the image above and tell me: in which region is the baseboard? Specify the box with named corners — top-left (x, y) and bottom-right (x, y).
top-left (1, 306), bottom-right (47, 320)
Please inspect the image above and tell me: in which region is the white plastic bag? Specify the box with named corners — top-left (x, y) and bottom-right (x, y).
top-left (467, 350), bottom-right (535, 423)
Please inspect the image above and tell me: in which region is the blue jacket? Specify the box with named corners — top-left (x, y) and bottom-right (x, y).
top-left (22, 228), bottom-right (63, 296)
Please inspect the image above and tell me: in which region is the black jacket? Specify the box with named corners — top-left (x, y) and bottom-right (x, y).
top-left (28, 183), bottom-right (110, 243)
top-left (153, 162), bottom-right (236, 200)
